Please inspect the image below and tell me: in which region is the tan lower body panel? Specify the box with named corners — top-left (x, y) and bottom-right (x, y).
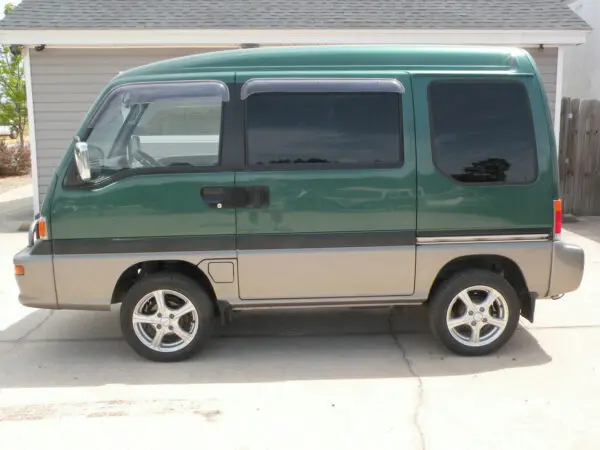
top-left (53, 251), bottom-right (236, 310)
top-left (414, 240), bottom-right (553, 299)
top-left (237, 246), bottom-right (416, 300)
top-left (548, 240), bottom-right (585, 297)
top-left (13, 246), bottom-right (58, 309)
top-left (26, 239), bottom-right (562, 311)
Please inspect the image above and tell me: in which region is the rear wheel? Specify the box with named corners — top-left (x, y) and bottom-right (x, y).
top-left (120, 272), bottom-right (215, 362)
top-left (428, 269), bottom-right (520, 356)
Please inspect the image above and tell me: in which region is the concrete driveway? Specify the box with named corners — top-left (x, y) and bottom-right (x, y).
top-left (1, 189), bottom-right (600, 449)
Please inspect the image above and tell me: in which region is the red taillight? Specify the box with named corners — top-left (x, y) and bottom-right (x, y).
top-left (554, 199), bottom-right (562, 236)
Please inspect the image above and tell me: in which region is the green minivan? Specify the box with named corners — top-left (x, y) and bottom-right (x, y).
top-left (14, 45), bottom-right (585, 361)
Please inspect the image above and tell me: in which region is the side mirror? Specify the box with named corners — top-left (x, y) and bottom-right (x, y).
top-left (74, 140), bottom-right (91, 182)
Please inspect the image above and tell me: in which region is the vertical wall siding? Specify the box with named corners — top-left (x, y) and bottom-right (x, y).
top-left (525, 46), bottom-right (558, 119)
top-left (29, 46), bottom-right (558, 205)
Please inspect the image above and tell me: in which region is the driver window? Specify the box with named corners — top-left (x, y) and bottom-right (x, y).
top-left (84, 85), bottom-right (224, 181)
top-left (132, 96), bottom-right (222, 168)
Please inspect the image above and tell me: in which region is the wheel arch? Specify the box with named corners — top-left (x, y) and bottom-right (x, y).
top-left (426, 254), bottom-right (536, 322)
top-left (111, 259), bottom-right (220, 317)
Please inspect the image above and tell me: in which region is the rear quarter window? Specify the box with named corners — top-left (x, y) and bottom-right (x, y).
top-left (428, 80), bottom-right (538, 185)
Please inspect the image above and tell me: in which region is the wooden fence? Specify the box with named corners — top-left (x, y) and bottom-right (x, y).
top-left (558, 97), bottom-right (600, 216)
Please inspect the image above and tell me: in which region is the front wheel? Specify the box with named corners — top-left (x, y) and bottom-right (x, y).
top-left (120, 272), bottom-right (215, 362)
top-left (428, 269), bottom-right (521, 356)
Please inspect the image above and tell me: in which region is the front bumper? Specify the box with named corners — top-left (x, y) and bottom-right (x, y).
top-left (547, 240), bottom-right (585, 298)
top-left (13, 219), bottom-right (57, 310)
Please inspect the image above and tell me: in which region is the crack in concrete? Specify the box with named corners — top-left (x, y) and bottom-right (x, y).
top-left (388, 307), bottom-right (426, 450)
top-left (15, 310), bottom-right (54, 342)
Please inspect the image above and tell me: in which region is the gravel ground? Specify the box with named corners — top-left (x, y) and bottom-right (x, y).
top-left (0, 175), bottom-right (31, 195)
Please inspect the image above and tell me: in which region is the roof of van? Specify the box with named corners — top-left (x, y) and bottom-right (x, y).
top-left (115, 45), bottom-right (536, 81)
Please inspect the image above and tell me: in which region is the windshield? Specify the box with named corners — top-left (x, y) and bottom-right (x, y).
top-left (84, 91), bottom-right (132, 177)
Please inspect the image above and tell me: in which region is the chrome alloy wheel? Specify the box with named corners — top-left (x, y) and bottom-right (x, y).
top-left (132, 290), bottom-right (199, 353)
top-left (445, 285), bottom-right (509, 347)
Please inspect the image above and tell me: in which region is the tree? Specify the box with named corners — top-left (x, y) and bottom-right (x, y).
top-left (0, 3), bottom-right (27, 148)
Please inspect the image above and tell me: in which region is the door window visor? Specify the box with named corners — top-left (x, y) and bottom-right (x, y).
top-left (88, 80), bottom-right (230, 128)
top-left (240, 78), bottom-right (405, 100)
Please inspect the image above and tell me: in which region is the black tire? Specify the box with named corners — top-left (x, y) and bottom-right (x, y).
top-left (428, 269), bottom-right (520, 356)
top-left (120, 272), bottom-right (215, 362)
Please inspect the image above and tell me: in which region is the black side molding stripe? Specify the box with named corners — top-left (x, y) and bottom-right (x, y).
top-left (45, 232), bottom-right (415, 255)
top-left (30, 240), bottom-right (53, 256)
top-left (237, 231), bottom-right (415, 250)
top-left (52, 235), bottom-right (236, 255)
top-left (36, 228), bottom-right (549, 256)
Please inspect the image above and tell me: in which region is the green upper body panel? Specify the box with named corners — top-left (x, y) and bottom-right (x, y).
top-left (50, 173), bottom-right (236, 240)
top-left (235, 71), bottom-right (416, 238)
top-left (412, 74), bottom-right (557, 235)
top-left (43, 45), bottom-right (556, 241)
top-left (115, 45), bottom-right (532, 80)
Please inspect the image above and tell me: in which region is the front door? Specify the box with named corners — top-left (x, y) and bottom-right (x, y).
top-left (235, 73), bottom-right (417, 300)
top-left (51, 76), bottom-right (237, 248)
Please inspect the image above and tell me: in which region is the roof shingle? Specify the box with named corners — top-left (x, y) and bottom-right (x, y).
top-left (0, 0), bottom-right (591, 30)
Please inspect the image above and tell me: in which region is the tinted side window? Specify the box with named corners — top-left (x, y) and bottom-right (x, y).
top-left (429, 81), bottom-right (537, 184)
top-left (246, 92), bottom-right (403, 167)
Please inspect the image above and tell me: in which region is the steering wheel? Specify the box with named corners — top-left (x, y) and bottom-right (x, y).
top-left (127, 135), bottom-right (161, 168)
top-left (86, 143), bottom-right (104, 158)
top-left (85, 143), bottom-right (106, 169)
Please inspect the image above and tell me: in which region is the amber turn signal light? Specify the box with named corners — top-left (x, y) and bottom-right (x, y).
top-left (38, 217), bottom-right (47, 239)
top-left (14, 265), bottom-right (25, 276)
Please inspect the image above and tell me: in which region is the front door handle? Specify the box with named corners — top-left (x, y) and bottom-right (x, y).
top-left (200, 186), bottom-right (269, 209)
